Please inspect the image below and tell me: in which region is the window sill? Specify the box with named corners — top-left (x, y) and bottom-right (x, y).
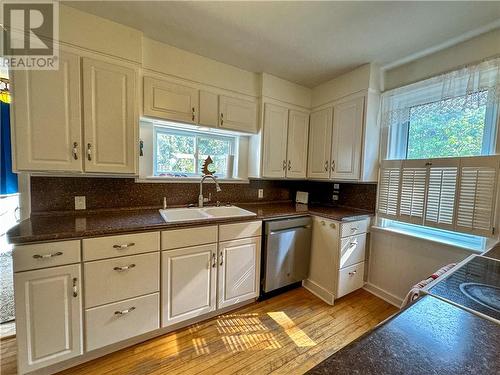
top-left (370, 225), bottom-right (487, 253)
top-left (135, 176), bottom-right (250, 184)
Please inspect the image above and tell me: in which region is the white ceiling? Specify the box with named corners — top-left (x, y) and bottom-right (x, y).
top-left (64, 1), bottom-right (500, 87)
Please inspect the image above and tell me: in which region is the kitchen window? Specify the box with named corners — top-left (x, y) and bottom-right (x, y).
top-left (378, 58), bottom-right (500, 241)
top-left (154, 127), bottom-right (236, 178)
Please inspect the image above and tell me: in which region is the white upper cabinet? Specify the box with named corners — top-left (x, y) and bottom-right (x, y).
top-left (331, 96), bottom-right (364, 180)
top-left (15, 264), bottom-right (82, 374)
top-left (143, 77), bottom-right (198, 124)
top-left (83, 57), bottom-right (137, 174)
top-left (262, 103), bottom-right (289, 178)
top-left (11, 51), bottom-right (83, 172)
top-left (199, 90), bottom-right (219, 128)
top-left (217, 237), bottom-right (261, 309)
top-left (219, 95), bottom-right (258, 133)
top-left (286, 109), bottom-right (309, 178)
top-left (307, 108), bottom-right (333, 179)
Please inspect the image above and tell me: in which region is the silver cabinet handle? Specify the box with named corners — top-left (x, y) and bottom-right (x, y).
top-left (72, 142), bottom-right (78, 160)
top-left (212, 253), bottom-right (216, 268)
top-left (219, 251), bottom-right (224, 266)
top-left (114, 307), bottom-right (136, 316)
top-left (220, 113), bottom-right (224, 126)
top-left (350, 227), bottom-right (359, 233)
top-left (113, 264), bottom-right (136, 271)
top-left (331, 160), bottom-right (335, 172)
top-left (348, 270), bottom-right (357, 276)
top-left (348, 239), bottom-right (359, 248)
top-left (87, 143), bottom-right (92, 161)
top-left (72, 277), bottom-right (78, 297)
top-left (192, 107), bottom-right (195, 121)
top-left (288, 160), bottom-right (291, 171)
top-left (113, 242), bottom-right (135, 249)
top-left (282, 160), bottom-right (287, 171)
top-left (324, 160), bottom-right (328, 171)
top-left (33, 251), bottom-right (63, 259)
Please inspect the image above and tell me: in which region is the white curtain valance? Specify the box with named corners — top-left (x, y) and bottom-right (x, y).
top-left (381, 57), bottom-right (500, 130)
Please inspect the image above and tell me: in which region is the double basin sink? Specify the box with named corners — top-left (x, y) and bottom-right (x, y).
top-left (160, 205), bottom-right (257, 223)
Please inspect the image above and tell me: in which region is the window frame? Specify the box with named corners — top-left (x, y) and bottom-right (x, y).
top-left (153, 126), bottom-right (236, 177)
top-left (386, 87), bottom-right (499, 160)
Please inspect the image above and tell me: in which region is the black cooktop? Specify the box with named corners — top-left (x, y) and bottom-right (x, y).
top-left (428, 256), bottom-right (500, 321)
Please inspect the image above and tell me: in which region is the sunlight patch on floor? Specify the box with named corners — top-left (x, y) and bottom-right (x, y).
top-left (192, 337), bottom-right (210, 355)
top-left (222, 333), bottom-right (282, 352)
top-left (268, 311), bottom-right (316, 347)
top-left (216, 314), bottom-right (268, 334)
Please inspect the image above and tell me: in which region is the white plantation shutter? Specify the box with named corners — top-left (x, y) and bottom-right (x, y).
top-left (377, 160), bottom-right (402, 218)
top-left (398, 160), bottom-right (428, 224)
top-left (424, 159), bottom-right (459, 230)
top-left (456, 156), bottom-right (499, 236)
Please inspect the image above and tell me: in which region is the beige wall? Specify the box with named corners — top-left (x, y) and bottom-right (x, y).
top-left (261, 73), bottom-right (312, 109)
top-left (384, 28), bottom-right (500, 90)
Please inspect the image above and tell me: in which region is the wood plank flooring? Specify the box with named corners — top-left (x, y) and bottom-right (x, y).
top-left (0, 288), bottom-right (397, 375)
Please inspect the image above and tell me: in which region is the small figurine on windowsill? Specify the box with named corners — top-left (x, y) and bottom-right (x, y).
top-left (202, 156), bottom-right (216, 176)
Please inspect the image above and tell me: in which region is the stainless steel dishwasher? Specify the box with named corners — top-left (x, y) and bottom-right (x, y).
top-left (262, 216), bottom-right (312, 294)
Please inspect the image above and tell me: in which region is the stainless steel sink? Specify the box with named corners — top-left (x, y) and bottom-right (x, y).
top-left (159, 205), bottom-right (256, 223)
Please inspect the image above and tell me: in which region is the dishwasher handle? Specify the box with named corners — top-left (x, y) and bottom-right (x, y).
top-left (269, 225), bottom-right (311, 235)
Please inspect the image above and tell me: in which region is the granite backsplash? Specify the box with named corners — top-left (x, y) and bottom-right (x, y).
top-left (30, 177), bottom-right (377, 214)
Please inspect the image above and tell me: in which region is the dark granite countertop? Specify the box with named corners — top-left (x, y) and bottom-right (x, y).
top-left (7, 202), bottom-right (373, 244)
top-left (307, 295), bottom-right (500, 375)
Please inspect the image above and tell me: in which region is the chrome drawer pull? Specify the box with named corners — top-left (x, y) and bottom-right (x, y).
top-left (113, 264), bottom-right (136, 271)
top-left (350, 227), bottom-right (359, 232)
top-left (114, 307), bottom-right (136, 316)
top-left (348, 270), bottom-right (357, 276)
top-left (219, 251), bottom-right (224, 266)
top-left (212, 253), bottom-right (216, 268)
top-left (33, 251), bottom-right (63, 259)
top-left (349, 240), bottom-right (359, 248)
top-left (113, 242), bottom-right (135, 249)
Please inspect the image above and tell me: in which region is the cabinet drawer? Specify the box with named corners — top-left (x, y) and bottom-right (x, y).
top-left (337, 262), bottom-right (365, 299)
top-left (84, 252), bottom-right (159, 308)
top-left (85, 293), bottom-right (159, 351)
top-left (339, 234), bottom-right (366, 269)
top-left (83, 232), bottom-right (160, 261)
top-left (13, 240), bottom-right (81, 272)
top-left (161, 225), bottom-right (217, 250)
top-left (340, 218), bottom-right (369, 238)
top-left (219, 221), bottom-right (262, 242)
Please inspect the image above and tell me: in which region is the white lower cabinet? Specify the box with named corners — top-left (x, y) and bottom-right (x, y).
top-left (305, 216), bottom-right (368, 304)
top-left (218, 237), bottom-right (261, 309)
top-left (162, 244), bottom-right (217, 326)
top-left (14, 264), bottom-right (83, 374)
top-left (85, 293), bottom-right (160, 351)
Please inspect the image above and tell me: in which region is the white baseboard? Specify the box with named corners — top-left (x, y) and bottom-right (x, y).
top-left (363, 283), bottom-right (403, 308)
top-left (302, 279), bottom-right (335, 305)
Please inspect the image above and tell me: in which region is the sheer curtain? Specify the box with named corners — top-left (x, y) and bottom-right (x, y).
top-left (380, 57), bottom-right (500, 159)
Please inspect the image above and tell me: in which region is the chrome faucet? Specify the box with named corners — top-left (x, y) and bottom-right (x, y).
top-left (198, 175), bottom-right (222, 207)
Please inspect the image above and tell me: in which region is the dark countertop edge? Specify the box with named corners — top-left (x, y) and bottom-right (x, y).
top-left (7, 204), bottom-right (374, 245)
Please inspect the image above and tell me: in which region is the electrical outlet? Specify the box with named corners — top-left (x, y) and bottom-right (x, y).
top-left (74, 196), bottom-right (86, 210)
top-left (332, 194), bottom-right (339, 201)
top-left (258, 189), bottom-right (264, 199)
top-left (334, 184), bottom-right (340, 189)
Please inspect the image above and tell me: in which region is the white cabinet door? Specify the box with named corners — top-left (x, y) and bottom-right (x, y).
top-left (11, 51), bottom-right (82, 172)
top-left (307, 217), bottom-right (339, 303)
top-left (14, 264), bottom-right (82, 374)
top-left (331, 96), bottom-right (364, 180)
top-left (161, 244), bottom-right (217, 326)
top-left (219, 95), bottom-right (257, 133)
top-left (218, 237), bottom-right (260, 309)
top-left (307, 108), bottom-right (332, 179)
top-left (286, 110), bottom-right (309, 178)
top-left (262, 103), bottom-right (288, 178)
top-left (199, 90), bottom-right (219, 128)
top-left (83, 57), bottom-right (137, 174)
top-left (143, 77), bottom-right (198, 124)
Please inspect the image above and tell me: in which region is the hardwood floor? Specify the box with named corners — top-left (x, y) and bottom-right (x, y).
top-left (0, 288), bottom-right (397, 375)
